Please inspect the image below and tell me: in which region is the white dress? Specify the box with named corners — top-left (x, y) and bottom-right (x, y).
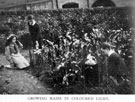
top-left (5, 43), bottom-right (30, 69)
top-left (11, 53), bottom-right (29, 69)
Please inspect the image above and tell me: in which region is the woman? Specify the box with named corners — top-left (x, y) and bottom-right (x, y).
top-left (5, 34), bottom-right (30, 69)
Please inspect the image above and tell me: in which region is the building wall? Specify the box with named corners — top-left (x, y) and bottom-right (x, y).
top-left (112, 0), bottom-right (135, 7)
top-left (26, 0), bottom-right (53, 10)
top-left (56, 0), bottom-right (134, 9)
top-left (52, 0), bottom-right (57, 9)
top-left (0, 0), bottom-right (53, 10)
top-left (0, 0), bottom-right (25, 8)
top-left (88, 0), bottom-right (135, 8)
top-left (0, 0), bottom-right (134, 10)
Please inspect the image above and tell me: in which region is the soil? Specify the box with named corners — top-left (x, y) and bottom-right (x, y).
top-left (0, 50), bottom-right (52, 94)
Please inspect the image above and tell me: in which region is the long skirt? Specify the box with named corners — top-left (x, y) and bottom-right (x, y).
top-left (11, 53), bottom-right (30, 69)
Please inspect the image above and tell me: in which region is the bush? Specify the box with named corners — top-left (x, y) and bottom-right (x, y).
top-left (0, 7), bottom-right (133, 50)
top-left (0, 38), bottom-right (6, 54)
top-left (0, 7), bottom-right (134, 94)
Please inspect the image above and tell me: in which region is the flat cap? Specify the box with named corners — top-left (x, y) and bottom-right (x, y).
top-left (101, 42), bottom-right (115, 49)
top-left (27, 14), bottom-right (34, 20)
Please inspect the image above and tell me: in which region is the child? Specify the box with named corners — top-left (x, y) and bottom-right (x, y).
top-left (5, 34), bottom-right (30, 69)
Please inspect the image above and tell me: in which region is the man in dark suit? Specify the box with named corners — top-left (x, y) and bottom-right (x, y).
top-left (100, 42), bottom-right (127, 82)
top-left (27, 15), bottom-right (42, 49)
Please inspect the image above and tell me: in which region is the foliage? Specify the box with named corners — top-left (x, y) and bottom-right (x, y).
top-left (30, 28), bottom-right (134, 94)
top-left (0, 7), bottom-right (134, 94)
top-left (0, 7), bottom-right (133, 49)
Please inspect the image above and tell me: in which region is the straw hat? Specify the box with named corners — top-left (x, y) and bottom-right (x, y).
top-left (7, 34), bottom-right (16, 40)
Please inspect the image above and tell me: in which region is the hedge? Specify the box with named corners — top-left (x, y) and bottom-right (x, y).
top-left (0, 7), bottom-right (133, 36)
top-left (0, 7), bottom-right (134, 65)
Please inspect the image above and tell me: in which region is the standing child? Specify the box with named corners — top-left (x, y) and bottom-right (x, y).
top-left (27, 15), bottom-right (42, 49)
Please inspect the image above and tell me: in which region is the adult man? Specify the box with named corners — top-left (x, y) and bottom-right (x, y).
top-left (27, 15), bottom-right (42, 49)
top-left (100, 42), bottom-right (127, 82)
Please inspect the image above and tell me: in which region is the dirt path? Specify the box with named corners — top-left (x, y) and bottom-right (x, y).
top-left (0, 51), bottom-right (52, 94)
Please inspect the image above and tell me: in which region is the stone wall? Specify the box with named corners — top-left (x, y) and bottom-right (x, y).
top-left (58, 0), bottom-right (135, 8)
top-left (0, 0), bottom-right (134, 10)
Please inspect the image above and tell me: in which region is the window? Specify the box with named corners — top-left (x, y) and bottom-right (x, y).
top-left (92, 0), bottom-right (116, 7)
top-left (62, 2), bottom-right (79, 8)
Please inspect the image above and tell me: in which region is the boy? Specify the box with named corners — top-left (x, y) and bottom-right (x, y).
top-left (27, 15), bottom-right (42, 49)
top-left (100, 42), bottom-right (127, 82)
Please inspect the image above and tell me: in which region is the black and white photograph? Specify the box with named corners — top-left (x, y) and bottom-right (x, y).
top-left (0, 0), bottom-right (135, 101)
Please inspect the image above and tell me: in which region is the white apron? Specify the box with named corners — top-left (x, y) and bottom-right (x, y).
top-left (11, 53), bottom-right (30, 69)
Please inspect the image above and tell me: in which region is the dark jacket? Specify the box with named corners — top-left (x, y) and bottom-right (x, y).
top-left (28, 22), bottom-right (41, 39)
top-left (107, 52), bottom-right (127, 77)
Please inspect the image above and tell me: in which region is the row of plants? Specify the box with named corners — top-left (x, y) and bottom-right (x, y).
top-left (0, 7), bottom-right (133, 47)
top-left (0, 7), bottom-right (134, 94)
top-left (31, 27), bottom-right (133, 94)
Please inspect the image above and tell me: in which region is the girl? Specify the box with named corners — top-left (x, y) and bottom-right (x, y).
top-left (5, 34), bottom-right (30, 69)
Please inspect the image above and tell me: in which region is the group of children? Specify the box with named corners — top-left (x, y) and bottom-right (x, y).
top-left (2, 15), bottom-right (127, 83)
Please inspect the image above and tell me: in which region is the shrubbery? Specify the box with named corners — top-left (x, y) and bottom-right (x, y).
top-left (0, 7), bottom-right (134, 94)
top-left (0, 7), bottom-right (134, 64)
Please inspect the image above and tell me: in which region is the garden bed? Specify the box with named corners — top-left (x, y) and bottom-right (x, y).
top-left (0, 7), bottom-right (134, 94)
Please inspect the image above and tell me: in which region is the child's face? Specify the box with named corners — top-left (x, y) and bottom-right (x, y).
top-left (28, 19), bottom-right (33, 25)
top-left (12, 37), bottom-right (16, 43)
top-left (101, 48), bottom-right (108, 56)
